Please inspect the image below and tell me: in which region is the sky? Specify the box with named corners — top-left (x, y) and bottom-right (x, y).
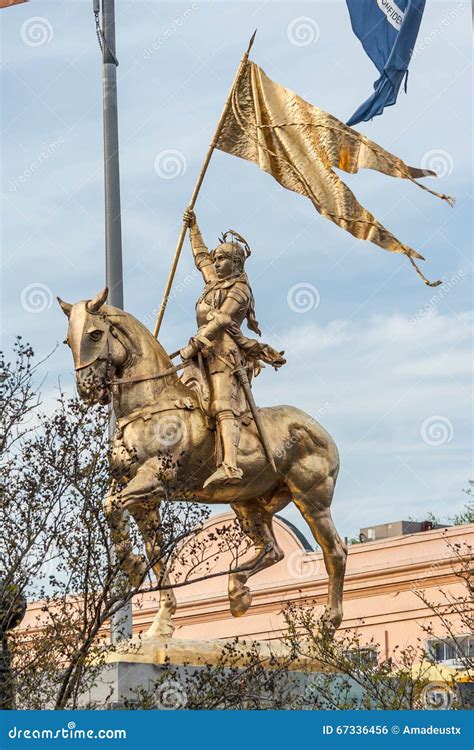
top-left (1, 0), bottom-right (472, 544)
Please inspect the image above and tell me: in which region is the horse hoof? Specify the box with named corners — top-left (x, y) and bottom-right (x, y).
top-left (321, 606), bottom-right (343, 632)
top-left (229, 586), bottom-right (252, 617)
top-left (143, 618), bottom-right (175, 640)
top-left (143, 626), bottom-right (175, 640)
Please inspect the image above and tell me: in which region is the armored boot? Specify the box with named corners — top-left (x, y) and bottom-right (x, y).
top-left (203, 411), bottom-right (243, 488)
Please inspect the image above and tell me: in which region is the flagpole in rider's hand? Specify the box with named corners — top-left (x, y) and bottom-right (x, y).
top-left (152, 30), bottom-right (257, 339)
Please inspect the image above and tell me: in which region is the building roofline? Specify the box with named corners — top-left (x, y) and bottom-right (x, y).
top-left (274, 514), bottom-right (313, 551)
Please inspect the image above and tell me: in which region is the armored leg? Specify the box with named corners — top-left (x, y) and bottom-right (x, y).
top-left (204, 403), bottom-right (243, 488)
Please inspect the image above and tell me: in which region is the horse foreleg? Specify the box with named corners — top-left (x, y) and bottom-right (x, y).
top-left (104, 461), bottom-right (165, 589)
top-left (228, 500), bottom-right (284, 617)
top-left (132, 506), bottom-right (177, 639)
top-left (104, 484), bottom-right (147, 588)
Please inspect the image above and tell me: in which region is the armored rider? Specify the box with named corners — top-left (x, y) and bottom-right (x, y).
top-left (180, 209), bottom-right (285, 489)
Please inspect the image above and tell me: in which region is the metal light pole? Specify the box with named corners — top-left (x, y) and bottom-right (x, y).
top-left (96, 0), bottom-right (132, 641)
top-left (101, 0), bottom-right (123, 309)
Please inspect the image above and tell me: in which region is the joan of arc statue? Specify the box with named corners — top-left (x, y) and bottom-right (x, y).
top-left (180, 209), bottom-right (285, 488)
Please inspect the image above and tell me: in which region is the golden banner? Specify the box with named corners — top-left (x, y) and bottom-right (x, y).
top-left (216, 61), bottom-right (453, 286)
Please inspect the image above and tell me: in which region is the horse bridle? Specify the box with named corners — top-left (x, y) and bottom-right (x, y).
top-left (110, 357), bottom-right (191, 387)
top-left (72, 312), bottom-right (190, 387)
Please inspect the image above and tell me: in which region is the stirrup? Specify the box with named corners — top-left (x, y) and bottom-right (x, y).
top-left (203, 463), bottom-right (243, 489)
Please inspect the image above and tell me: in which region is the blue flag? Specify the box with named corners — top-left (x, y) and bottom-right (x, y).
top-left (346, 0), bottom-right (426, 126)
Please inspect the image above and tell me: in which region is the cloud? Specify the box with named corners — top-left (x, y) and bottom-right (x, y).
top-left (282, 319), bottom-right (350, 353)
top-left (1, 0), bottom-right (471, 540)
top-left (255, 309), bottom-right (472, 535)
top-left (265, 310), bottom-right (472, 429)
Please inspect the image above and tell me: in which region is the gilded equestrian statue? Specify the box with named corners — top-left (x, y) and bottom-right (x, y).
top-left (58, 218), bottom-right (347, 639)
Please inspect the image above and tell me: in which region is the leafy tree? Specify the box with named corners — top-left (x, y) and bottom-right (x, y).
top-left (2, 341), bottom-right (471, 711)
top-left (0, 341), bottom-right (244, 709)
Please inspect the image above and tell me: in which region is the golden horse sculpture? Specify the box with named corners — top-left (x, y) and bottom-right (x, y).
top-left (58, 288), bottom-right (347, 638)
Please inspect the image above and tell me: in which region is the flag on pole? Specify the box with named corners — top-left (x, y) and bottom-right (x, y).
top-left (346, 0), bottom-right (426, 126)
top-left (0, 0), bottom-right (28, 8)
top-left (215, 61), bottom-right (453, 286)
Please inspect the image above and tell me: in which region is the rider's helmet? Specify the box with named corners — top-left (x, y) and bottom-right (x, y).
top-left (211, 230), bottom-right (251, 274)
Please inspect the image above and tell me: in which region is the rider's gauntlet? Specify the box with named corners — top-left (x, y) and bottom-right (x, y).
top-left (195, 310), bottom-right (232, 346)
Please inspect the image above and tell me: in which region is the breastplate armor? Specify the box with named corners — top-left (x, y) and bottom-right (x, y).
top-left (196, 285), bottom-right (247, 329)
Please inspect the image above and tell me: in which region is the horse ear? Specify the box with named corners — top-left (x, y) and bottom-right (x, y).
top-left (87, 287), bottom-right (109, 313)
top-left (57, 297), bottom-right (72, 318)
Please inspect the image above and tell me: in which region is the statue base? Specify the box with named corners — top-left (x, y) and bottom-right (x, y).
top-left (84, 636), bottom-right (357, 709)
top-left (102, 635), bottom-right (333, 672)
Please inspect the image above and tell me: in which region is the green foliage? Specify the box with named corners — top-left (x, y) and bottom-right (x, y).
top-left (1, 341), bottom-right (210, 708)
top-left (2, 341), bottom-right (471, 711)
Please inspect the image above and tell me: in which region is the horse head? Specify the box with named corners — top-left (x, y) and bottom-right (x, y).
top-left (57, 287), bottom-right (129, 405)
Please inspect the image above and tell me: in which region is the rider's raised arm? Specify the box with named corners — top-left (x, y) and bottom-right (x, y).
top-left (184, 210), bottom-right (217, 284)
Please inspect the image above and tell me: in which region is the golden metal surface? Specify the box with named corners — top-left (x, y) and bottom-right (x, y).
top-left (216, 61), bottom-right (453, 286)
top-left (152, 32), bottom-right (257, 337)
top-left (180, 211), bottom-right (284, 489)
top-left (59, 288), bottom-right (347, 640)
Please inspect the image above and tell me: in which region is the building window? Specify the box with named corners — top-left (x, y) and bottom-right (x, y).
top-left (426, 636), bottom-right (474, 665)
top-left (342, 647), bottom-right (378, 669)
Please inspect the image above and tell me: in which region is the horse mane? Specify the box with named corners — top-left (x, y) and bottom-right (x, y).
top-left (102, 304), bottom-right (173, 368)
top-left (99, 303), bottom-right (196, 399)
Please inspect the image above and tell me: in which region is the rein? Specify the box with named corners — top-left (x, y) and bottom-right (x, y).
top-left (109, 351), bottom-right (191, 387)
top-left (78, 315), bottom-right (191, 388)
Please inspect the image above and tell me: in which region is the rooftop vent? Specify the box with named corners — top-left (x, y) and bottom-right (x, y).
top-left (359, 520), bottom-right (449, 543)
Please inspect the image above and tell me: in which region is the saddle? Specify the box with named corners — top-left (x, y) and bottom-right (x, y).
top-left (180, 357), bottom-right (252, 430)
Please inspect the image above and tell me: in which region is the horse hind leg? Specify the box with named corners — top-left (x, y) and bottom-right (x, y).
top-left (288, 470), bottom-right (347, 630)
top-left (228, 497), bottom-right (285, 617)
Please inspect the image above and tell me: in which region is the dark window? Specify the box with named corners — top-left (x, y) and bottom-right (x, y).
top-left (427, 636), bottom-right (474, 663)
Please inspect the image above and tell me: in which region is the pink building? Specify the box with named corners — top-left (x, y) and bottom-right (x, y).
top-left (134, 512), bottom-right (473, 665)
top-left (21, 513), bottom-right (472, 668)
